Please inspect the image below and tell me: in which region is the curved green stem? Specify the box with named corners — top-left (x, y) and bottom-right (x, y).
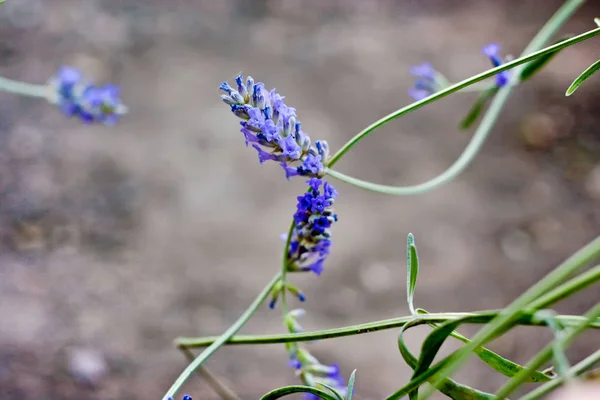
top-left (0, 76), bottom-right (49, 98)
top-left (422, 234), bottom-right (600, 399)
top-left (326, 28), bottom-right (599, 196)
top-left (259, 385), bottom-right (339, 400)
top-left (494, 302), bottom-right (600, 399)
top-left (280, 221), bottom-right (295, 314)
top-left (163, 272), bottom-right (282, 400)
top-left (175, 311), bottom-right (600, 348)
top-left (521, 348), bottom-right (600, 400)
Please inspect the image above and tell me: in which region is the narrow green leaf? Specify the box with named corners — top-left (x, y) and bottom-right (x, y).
top-left (345, 369), bottom-right (356, 400)
top-left (435, 378), bottom-right (497, 399)
top-left (260, 385), bottom-right (339, 400)
top-left (318, 383), bottom-right (345, 400)
top-left (397, 319), bottom-right (495, 400)
top-left (459, 87), bottom-right (498, 130)
top-left (413, 318), bottom-right (469, 378)
top-left (416, 309), bottom-right (552, 382)
top-left (566, 58), bottom-right (600, 96)
top-left (406, 233), bottom-right (419, 315)
top-left (397, 321), bottom-right (421, 400)
top-left (534, 310), bottom-right (572, 378)
top-left (521, 35), bottom-right (573, 81)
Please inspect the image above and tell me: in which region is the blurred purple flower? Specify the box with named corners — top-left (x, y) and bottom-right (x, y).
top-left (48, 66), bottom-right (127, 125)
top-left (482, 43), bottom-right (510, 87)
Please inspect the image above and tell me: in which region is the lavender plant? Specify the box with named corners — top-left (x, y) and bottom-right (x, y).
top-left (1, 1), bottom-right (599, 399)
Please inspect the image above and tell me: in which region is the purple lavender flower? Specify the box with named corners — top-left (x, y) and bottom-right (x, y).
top-left (482, 43), bottom-right (510, 87)
top-left (287, 178), bottom-right (337, 276)
top-left (408, 62), bottom-right (444, 101)
top-left (220, 74), bottom-right (329, 179)
top-left (47, 66), bottom-right (127, 125)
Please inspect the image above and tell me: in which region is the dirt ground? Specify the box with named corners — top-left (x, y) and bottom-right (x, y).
top-left (0, 1), bottom-right (599, 399)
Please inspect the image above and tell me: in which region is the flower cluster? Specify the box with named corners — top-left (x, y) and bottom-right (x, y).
top-left (408, 62), bottom-right (446, 101)
top-left (284, 309), bottom-right (348, 400)
top-left (47, 66), bottom-right (127, 125)
top-left (167, 395), bottom-right (192, 400)
top-left (220, 74), bottom-right (330, 179)
top-left (482, 43), bottom-right (510, 87)
top-left (288, 178), bottom-right (338, 276)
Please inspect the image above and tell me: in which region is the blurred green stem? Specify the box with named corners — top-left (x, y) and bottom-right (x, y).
top-left (521, 348), bottom-right (600, 400)
top-left (0, 76), bottom-right (49, 98)
top-left (495, 302), bottom-right (600, 399)
top-left (326, 19), bottom-right (599, 196)
top-left (423, 234), bottom-right (600, 399)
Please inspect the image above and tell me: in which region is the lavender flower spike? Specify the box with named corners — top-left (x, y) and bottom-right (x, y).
top-left (482, 43), bottom-right (510, 87)
top-left (408, 62), bottom-right (446, 101)
top-left (47, 66), bottom-right (127, 125)
top-left (220, 74), bottom-right (329, 179)
top-left (287, 178), bottom-right (338, 276)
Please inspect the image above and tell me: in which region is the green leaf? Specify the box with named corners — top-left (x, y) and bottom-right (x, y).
top-left (346, 369), bottom-right (357, 400)
top-left (406, 233), bottom-right (419, 315)
top-left (416, 309), bottom-right (552, 383)
top-left (318, 383), bottom-right (345, 400)
top-left (459, 87), bottom-right (498, 130)
top-left (520, 35), bottom-right (574, 81)
top-left (566, 58), bottom-right (600, 96)
top-left (260, 385), bottom-right (339, 400)
top-left (534, 310), bottom-right (571, 378)
top-left (397, 319), bottom-right (495, 400)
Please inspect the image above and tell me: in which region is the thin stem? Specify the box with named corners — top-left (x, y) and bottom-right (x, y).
top-left (163, 272), bottom-right (282, 400)
top-left (0, 76), bottom-right (49, 98)
top-left (174, 264), bottom-right (600, 349)
top-left (280, 221), bottom-right (295, 314)
top-left (424, 235), bottom-right (600, 398)
top-left (175, 311), bottom-right (600, 348)
top-left (326, 31), bottom-right (599, 197)
top-left (179, 347), bottom-right (242, 400)
top-left (495, 302), bottom-right (600, 399)
top-left (521, 348), bottom-right (600, 400)
top-left (328, 1), bottom-right (591, 168)
top-left (529, 264), bottom-right (600, 309)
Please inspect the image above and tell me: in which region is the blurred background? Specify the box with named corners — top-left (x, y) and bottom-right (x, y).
top-left (0, 0), bottom-right (599, 399)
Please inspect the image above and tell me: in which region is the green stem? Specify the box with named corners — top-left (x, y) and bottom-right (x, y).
top-left (175, 260), bottom-right (600, 349)
top-left (0, 76), bottom-right (49, 98)
top-left (179, 347), bottom-right (242, 400)
top-left (280, 222), bottom-right (295, 314)
top-left (521, 348), bottom-right (600, 400)
top-left (529, 264), bottom-right (600, 309)
top-left (423, 234), bottom-right (600, 399)
top-left (163, 272), bottom-right (282, 400)
top-left (495, 302), bottom-right (600, 399)
top-left (175, 311), bottom-right (600, 348)
top-left (326, 18), bottom-right (598, 197)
